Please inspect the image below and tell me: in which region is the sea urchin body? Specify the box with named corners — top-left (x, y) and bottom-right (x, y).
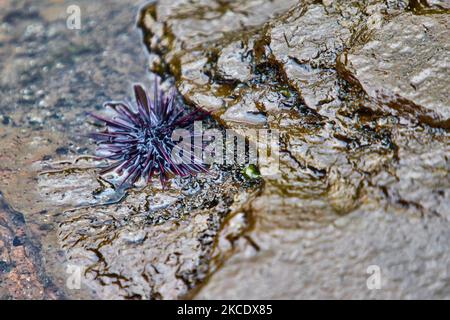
top-left (89, 82), bottom-right (208, 187)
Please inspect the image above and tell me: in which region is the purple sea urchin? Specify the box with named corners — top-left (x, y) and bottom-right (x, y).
top-left (89, 82), bottom-right (208, 187)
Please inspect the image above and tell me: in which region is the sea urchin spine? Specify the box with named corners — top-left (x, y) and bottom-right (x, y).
top-left (89, 81), bottom-right (208, 187)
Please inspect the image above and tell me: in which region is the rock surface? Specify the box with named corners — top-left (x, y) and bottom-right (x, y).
top-left (141, 0), bottom-right (450, 299)
top-left (0, 192), bottom-right (63, 299)
top-left (36, 158), bottom-right (258, 299)
top-left (0, 0), bottom-right (449, 299)
top-left (338, 13), bottom-right (450, 128)
top-left (0, 0), bottom-right (153, 299)
top-left (0, 0), bottom-right (260, 299)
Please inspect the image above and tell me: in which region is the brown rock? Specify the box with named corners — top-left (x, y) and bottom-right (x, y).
top-left (0, 192), bottom-right (62, 299)
top-left (338, 13), bottom-right (450, 128)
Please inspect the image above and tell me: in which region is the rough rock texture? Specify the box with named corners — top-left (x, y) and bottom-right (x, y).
top-left (141, 0), bottom-right (450, 299)
top-left (36, 158), bottom-right (258, 299)
top-left (0, 0), bottom-right (152, 299)
top-left (269, 3), bottom-right (352, 117)
top-left (338, 13), bottom-right (450, 128)
top-left (1, 0), bottom-right (449, 299)
top-left (140, 0), bottom-right (302, 123)
top-left (0, 192), bottom-right (63, 299)
top-left (197, 204), bottom-right (450, 299)
top-left (0, 0), bottom-right (260, 299)
top-left (409, 0), bottom-right (450, 11)
top-left (196, 127), bottom-right (450, 299)
top-left (150, 0), bottom-right (299, 49)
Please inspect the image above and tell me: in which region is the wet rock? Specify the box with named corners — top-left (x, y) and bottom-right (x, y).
top-left (37, 161), bottom-right (259, 299)
top-left (0, 0), bottom-right (181, 299)
top-left (409, 0), bottom-right (450, 12)
top-left (142, 0), bottom-right (450, 300)
top-left (0, 192), bottom-right (62, 299)
top-left (195, 121), bottom-right (450, 299)
top-left (1, 114), bottom-right (260, 300)
top-left (371, 127), bottom-right (450, 219)
top-left (140, 0), bottom-right (300, 115)
top-left (216, 42), bottom-right (252, 83)
top-left (0, 0), bottom-right (148, 135)
top-left (145, 0), bottom-right (299, 52)
top-left (196, 202), bottom-right (450, 299)
top-left (1, 0), bottom-right (449, 300)
top-left (220, 99), bottom-right (267, 126)
top-left (268, 3), bottom-right (352, 116)
top-left (338, 13), bottom-right (450, 128)
top-left (267, 1), bottom-right (399, 118)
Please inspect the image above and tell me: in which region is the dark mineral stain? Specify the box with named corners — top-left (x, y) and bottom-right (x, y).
top-left (55, 147), bottom-right (69, 155)
top-left (0, 261), bottom-right (13, 274)
top-left (12, 236), bottom-right (24, 247)
top-left (2, 116), bottom-right (10, 125)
